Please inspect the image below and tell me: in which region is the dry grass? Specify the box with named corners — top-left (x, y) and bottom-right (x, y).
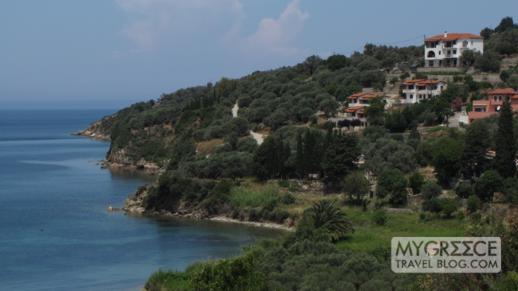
top-left (196, 139), bottom-right (224, 155)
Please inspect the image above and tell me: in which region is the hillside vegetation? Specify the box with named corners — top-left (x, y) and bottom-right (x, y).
top-left (84, 17), bottom-right (518, 290)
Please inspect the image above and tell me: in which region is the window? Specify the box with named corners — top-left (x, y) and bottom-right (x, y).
top-left (453, 49), bottom-right (457, 54)
top-left (463, 41), bottom-right (468, 47)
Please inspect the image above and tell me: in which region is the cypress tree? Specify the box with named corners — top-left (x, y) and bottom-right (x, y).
top-left (295, 132), bottom-right (305, 178)
top-left (461, 121), bottom-right (491, 179)
top-left (495, 100), bottom-right (516, 178)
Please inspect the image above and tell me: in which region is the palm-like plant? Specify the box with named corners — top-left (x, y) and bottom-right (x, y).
top-left (305, 200), bottom-right (354, 241)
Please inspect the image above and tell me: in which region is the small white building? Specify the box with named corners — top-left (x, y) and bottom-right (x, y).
top-left (401, 79), bottom-right (447, 104)
top-left (425, 32), bottom-right (484, 68)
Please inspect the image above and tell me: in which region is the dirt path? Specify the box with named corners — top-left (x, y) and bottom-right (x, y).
top-left (232, 101), bottom-right (266, 145)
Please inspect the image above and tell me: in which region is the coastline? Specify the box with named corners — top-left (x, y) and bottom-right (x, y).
top-left (78, 128), bottom-right (295, 233)
top-left (123, 198), bottom-right (294, 232)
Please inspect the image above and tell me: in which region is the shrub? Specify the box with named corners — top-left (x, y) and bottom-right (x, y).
top-left (372, 209), bottom-right (388, 226)
top-left (423, 197), bottom-right (442, 213)
top-left (280, 193), bottom-right (296, 205)
top-left (467, 195), bottom-right (482, 213)
top-left (440, 198), bottom-right (458, 218)
top-left (421, 181), bottom-right (442, 200)
top-left (475, 170), bottom-right (503, 202)
top-left (456, 181), bottom-right (474, 198)
top-left (409, 172), bottom-right (424, 194)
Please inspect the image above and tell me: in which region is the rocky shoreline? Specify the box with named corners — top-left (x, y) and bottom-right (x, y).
top-left (79, 123), bottom-right (293, 232)
top-left (122, 186), bottom-right (294, 232)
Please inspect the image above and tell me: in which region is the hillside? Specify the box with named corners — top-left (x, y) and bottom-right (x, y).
top-left (82, 45), bottom-right (422, 168)
top-left (81, 17), bottom-right (518, 291)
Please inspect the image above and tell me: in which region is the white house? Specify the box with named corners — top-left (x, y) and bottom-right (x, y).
top-left (401, 79), bottom-right (447, 104)
top-left (424, 32), bottom-right (484, 68)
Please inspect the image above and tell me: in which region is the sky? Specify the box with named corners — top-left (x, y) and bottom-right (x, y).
top-left (0, 0), bottom-right (517, 109)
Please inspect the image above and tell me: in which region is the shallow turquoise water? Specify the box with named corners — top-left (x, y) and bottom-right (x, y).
top-left (0, 110), bottom-right (280, 290)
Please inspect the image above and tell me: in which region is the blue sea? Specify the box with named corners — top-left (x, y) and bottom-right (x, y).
top-left (0, 110), bottom-right (279, 290)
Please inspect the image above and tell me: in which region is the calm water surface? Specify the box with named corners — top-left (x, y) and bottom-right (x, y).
top-left (0, 110), bottom-right (280, 290)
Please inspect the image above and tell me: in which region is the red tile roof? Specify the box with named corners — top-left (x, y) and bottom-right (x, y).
top-left (425, 33), bottom-right (483, 42)
top-left (402, 79), bottom-right (443, 86)
top-left (487, 88), bottom-right (517, 96)
top-left (346, 92), bottom-right (383, 100)
top-left (345, 105), bottom-right (366, 113)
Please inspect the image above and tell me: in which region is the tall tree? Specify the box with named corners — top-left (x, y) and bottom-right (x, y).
top-left (431, 137), bottom-right (464, 187)
top-left (303, 130), bottom-right (323, 175)
top-left (495, 100), bottom-right (516, 178)
top-left (461, 121), bottom-right (491, 178)
top-left (295, 132), bottom-right (305, 178)
top-left (365, 97), bottom-right (385, 126)
top-left (322, 132), bottom-right (360, 191)
top-left (343, 172), bottom-right (370, 204)
top-left (253, 136), bottom-right (290, 180)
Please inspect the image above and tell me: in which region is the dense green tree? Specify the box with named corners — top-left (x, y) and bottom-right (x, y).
top-left (253, 136), bottom-right (290, 180)
top-left (495, 100), bottom-right (516, 178)
top-left (343, 172), bottom-right (370, 204)
top-left (461, 49), bottom-right (478, 66)
top-left (409, 172), bottom-right (424, 194)
top-left (461, 121), bottom-right (491, 178)
top-left (321, 132), bottom-right (360, 191)
top-left (495, 17), bottom-right (516, 33)
top-left (421, 181), bottom-right (443, 200)
top-left (431, 137), bottom-right (464, 187)
top-left (475, 170), bottom-right (504, 202)
top-left (302, 129), bottom-right (324, 175)
top-left (384, 110), bottom-right (408, 132)
top-left (364, 138), bottom-right (417, 175)
top-left (475, 51), bottom-right (502, 72)
top-left (326, 54), bottom-right (349, 71)
top-left (302, 55), bottom-right (322, 75)
top-left (319, 98), bottom-right (339, 117)
top-left (295, 132), bottom-right (305, 178)
top-left (377, 169), bottom-right (408, 206)
top-left (467, 195), bottom-right (482, 213)
top-left (365, 97), bottom-right (385, 126)
top-left (455, 180), bottom-right (474, 198)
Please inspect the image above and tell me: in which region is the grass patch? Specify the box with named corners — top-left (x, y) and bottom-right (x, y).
top-left (337, 207), bottom-right (466, 253)
top-left (229, 185), bottom-right (280, 208)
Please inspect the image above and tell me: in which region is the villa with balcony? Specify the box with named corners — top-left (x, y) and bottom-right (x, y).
top-left (335, 91), bottom-right (384, 127)
top-left (424, 32), bottom-right (484, 68)
top-left (468, 88), bottom-right (518, 123)
top-left (400, 79), bottom-right (447, 104)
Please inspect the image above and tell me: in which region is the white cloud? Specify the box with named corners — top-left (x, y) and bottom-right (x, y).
top-left (115, 0), bottom-right (309, 58)
top-left (115, 0), bottom-right (244, 52)
top-left (243, 0), bottom-right (309, 56)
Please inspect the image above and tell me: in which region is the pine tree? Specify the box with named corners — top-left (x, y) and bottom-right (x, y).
top-left (495, 100), bottom-right (516, 178)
